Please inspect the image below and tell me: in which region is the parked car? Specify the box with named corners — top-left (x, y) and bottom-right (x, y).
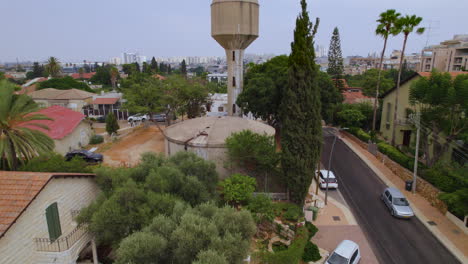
top-left (65, 150), bottom-right (103, 163)
top-left (152, 114), bottom-right (166, 122)
top-left (317, 170), bottom-right (338, 189)
top-left (127, 114), bottom-right (148, 122)
top-left (325, 240), bottom-right (361, 264)
top-left (96, 116), bottom-right (106, 123)
top-left (381, 187), bottom-right (414, 218)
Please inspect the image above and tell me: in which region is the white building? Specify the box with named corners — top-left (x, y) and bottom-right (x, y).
top-left (109, 57), bottom-right (122, 65)
top-left (207, 93), bottom-right (228, 117)
top-left (0, 171), bottom-right (100, 264)
top-left (122, 52), bottom-right (138, 64)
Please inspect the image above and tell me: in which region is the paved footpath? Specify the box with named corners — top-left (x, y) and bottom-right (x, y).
top-left (341, 133), bottom-right (468, 264)
top-left (307, 180), bottom-right (379, 264)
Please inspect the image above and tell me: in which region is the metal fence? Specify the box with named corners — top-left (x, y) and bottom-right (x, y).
top-left (34, 225), bottom-right (87, 252)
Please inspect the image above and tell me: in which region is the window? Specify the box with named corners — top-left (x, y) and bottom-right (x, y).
top-left (45, 202), bottom-right (62, 241)
top-left (232, 51), bottom-right (235, 61)
top-left (385, 190), bottom-right (390, 198)
top-left (386, 103), bottom-right (392, 123)
top-left (350, 250), bottom-right (359, 263)
top-left (232, 77), bottom-right (236, 87)
top-left (232, 104), bottom-right (236, 114)
top-left (218, 106), bottom-right (224, 112)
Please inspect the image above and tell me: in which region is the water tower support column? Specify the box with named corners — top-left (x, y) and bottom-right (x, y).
top-left (226, 49), bottom-right (244, 116)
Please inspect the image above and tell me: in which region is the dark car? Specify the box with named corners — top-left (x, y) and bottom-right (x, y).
top-left (152, 114), bottom-right (167, 122)
top-left (65, 150), bottom-right (103, 163)
top-left (96, 116), bottom-right (106, 123)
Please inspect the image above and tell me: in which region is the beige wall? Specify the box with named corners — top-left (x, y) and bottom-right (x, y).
top-left (380, 78), bottom-right (419, 145)
top-left (0, 177), bottom-right (100, 264)
top-left (54, 122), bottom-right (93, 155)
top-left (33, 99), bottom-right (90, 112)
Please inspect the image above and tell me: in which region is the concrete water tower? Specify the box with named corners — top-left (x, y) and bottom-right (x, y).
top-left (211, 0), bottom-right (259, 116)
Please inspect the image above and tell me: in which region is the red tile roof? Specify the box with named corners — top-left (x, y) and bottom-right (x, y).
top-left (342, 87), bottom-right (375, 104)
top-left (93, 97), bottom-right (119, 105)
top-left (21, 106), bottom-right (86, 139)
top-left (4, 74), bottom-right (14, 79)
top-left (0, 171), bottom-right (95, 238)
top-left (152, 74), bottom-right (167, 80)
top-left (71, 72), bottom-right (96, 79)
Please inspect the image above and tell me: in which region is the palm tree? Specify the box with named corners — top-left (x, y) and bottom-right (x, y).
top-left (45, 56), bottom-right (62, 77)
top-left (372, 9), bottom-right (400, 132)
top-left (391, 15), bottom-right (425, 146)
top-left (110, 67), bottom-right (119, 90)
top-left (0, 80), bottom-right (55, 170)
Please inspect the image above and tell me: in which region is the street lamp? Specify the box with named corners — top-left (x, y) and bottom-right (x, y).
top-left (325, 127), bottom-right (348, 205)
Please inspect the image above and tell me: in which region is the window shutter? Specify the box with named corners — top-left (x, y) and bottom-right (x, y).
top-left (46, 202), bottom-right (62, 241)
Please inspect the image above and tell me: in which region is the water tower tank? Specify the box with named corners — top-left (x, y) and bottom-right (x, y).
top-left (211, 0), bottom-right (259, 116)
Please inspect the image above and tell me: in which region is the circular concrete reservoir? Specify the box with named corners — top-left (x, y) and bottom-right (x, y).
top-left (165, 116), bottom-right (275, 178)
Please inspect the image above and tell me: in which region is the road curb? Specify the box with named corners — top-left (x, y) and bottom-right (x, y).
top-left (341, 137), bottom-right (467, 264)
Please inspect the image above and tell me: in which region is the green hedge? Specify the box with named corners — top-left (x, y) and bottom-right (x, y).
top-left (259, 227), bottom-right (309, 264)
top-left (377, 142), bottom-right (415, 171)
top-left (348, 127), bottom-right (371, 142)
top-left (89, 135), bottom-right (104, 145)
top-left (302, 241), bottom-right (321, 262)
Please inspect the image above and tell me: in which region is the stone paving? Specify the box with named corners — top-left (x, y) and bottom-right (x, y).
top-left (307, 179), bottom-right (379, 264)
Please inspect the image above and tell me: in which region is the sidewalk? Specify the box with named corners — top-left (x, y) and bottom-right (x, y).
top-left (307, 180), bottom-right (379, 264)
top-left (341, 135), bottom-right (468, 263)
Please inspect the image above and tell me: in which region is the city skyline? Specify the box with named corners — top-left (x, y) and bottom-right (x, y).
top-left (1, 0), bottom-right (466, 62)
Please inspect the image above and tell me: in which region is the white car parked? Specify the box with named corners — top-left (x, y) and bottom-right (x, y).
top-left (127, 114), bottom-right (148, 122)
top-left (325, 240), bottom-right (361, 264)
top-left (317, 169), bottom-right (338, 189)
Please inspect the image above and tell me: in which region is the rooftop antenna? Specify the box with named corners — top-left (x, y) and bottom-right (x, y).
top-left (424, 20), bottom-right (440, 48)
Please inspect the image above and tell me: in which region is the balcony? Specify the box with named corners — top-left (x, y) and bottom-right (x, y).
top-left (454, 57), bottom-right (463, 64)
top-left (34, 225), bottom-right (87, 252)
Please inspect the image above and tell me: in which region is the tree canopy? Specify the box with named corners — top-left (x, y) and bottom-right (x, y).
top-left (280, 0), bottom-right (322, 204)
top-left (327, 27), bottom-right (344, 87)
top-left (38, 76), bottom-right (93, 92)
top-left (0, 81), bottom-right (55, 170)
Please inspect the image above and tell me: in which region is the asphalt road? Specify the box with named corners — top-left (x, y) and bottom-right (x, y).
top-left (321, 128), bottom-right (460, 264)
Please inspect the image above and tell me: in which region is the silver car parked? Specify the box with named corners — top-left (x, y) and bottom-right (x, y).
top-left (381, 187), bottom-right (414, 218)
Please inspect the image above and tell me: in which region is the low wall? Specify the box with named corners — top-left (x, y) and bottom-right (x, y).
top-left (343, 132), bottom-right (448, 214)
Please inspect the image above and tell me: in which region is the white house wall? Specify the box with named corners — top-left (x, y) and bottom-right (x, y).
top-left (0, 177), bottom-right (100, 264)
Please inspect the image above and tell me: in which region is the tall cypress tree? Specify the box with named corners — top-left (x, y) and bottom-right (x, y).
top-left (181, 59), bottom-right (187, 77)
top-left (327, 27), bottom-right (344, 88)
top-left (280, 0), bottom-right (321, 205)
top-left (150, 57), bottom-right (159, 73)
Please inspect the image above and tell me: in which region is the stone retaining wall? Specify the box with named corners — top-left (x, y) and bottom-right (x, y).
top-left (343, 132), bottom-right (448, 214)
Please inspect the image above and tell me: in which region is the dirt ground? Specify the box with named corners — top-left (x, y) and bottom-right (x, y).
top-left (101, 125), bottom-right (165, 167)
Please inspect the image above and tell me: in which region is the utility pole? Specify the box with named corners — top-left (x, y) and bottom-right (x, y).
top-left (412, 112), bottom-right (421, 194)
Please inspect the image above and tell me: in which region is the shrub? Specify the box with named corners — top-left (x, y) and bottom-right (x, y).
top-left (305, 221), bottom-right (318, 238)
top-left (219, 174), bottom-right (257, 207)
top-left (348, 127), bottom-right (371, 142)
top-left (38, 76), bottom-right (93, 92)
top-left (302, 241), bottom-right (321, 262)
top-left (89, 135), bottom-right (104, 145)
top-left (377, 142), bottom-right (413, 170)
top-left (106, 113), bottom-right (120, 136)
top-left (272, 242), bottom-right (289, 252)
top-left (259, 226), bottom-right (309, 264)
top-left (273, 202), bottom-right (304, 222)
top-left (439, 188), bottom-right (468, 219)
top-left (247, 194), bottom-right (275, 223)
top-left (18, 152), bottom-right (92, 173)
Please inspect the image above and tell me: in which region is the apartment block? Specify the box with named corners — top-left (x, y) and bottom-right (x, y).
top-left (421, 34), bottom-right (468, 72)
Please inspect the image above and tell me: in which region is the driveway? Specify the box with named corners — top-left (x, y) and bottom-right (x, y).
top-left (102, 125), bottom-right (165, 167)
top-left (321, 128), bottom-right (460, 264)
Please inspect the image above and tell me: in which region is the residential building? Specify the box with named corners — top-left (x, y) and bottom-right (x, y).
top-left (0, 171), bottom-right (100, 264)
top-left (70, 72), bottom-right (96, 80)
top-left (109, 57), bottom-right (122, 65)
top-left (29, 88), bottom-right (95, 112)
top-left (342, 87), bottom-right (375, 105)
top-left (83, 91), bottom-right (129, 120)
top-left (207, 93), bottom-right (228, 117)
top-left (381, 50), bottom-right (421, 71)
top-left (421, 34), bottom-right (468, 72)
top-left (380, 72), bottom-right (467, 148)
top-left (22, 106), bottom-right (93, 154)
top-left (207, 73), bottom-right (228, 83)
top-left (17, 77), bottom-right (48, 95)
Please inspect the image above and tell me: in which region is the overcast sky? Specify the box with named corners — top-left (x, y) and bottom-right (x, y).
top-left (1, 0), bottom-right (466, 62)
